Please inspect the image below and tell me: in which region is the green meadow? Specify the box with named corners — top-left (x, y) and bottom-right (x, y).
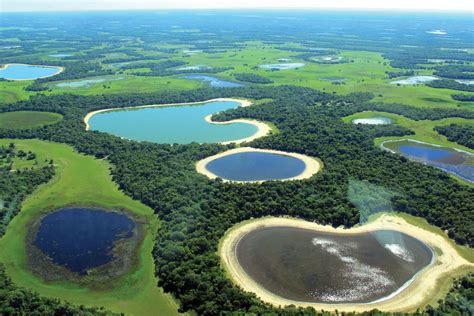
top-left (0, 139), bottom-right (180, 316)
top-left (0, 111), bottom-right (62, 130)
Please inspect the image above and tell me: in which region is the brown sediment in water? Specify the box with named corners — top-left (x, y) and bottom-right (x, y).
top-left (219, 215), bottom-right (473, 312)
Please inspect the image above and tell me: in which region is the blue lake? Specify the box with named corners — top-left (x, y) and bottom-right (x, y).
top-left (383, 140), bottom-right (474, 183)
top-left (54, 76), bottom-right (124, 88)
top-left (206, 151), bottom-right (307, 181)
top-left (353, 117), bottom-right (392, 125)
top-left (34, 207), bottom-right (135, 275)
top-left (181, 75), bottom-right (243, 88)
top-left (0, 64), bottom-right (62, 80)
top-left (88, 100), bottom-right (257, 144)
top-left (259, 63), bottom-right (305, 70)
top-left (49, 54), bottom-right (73, 58)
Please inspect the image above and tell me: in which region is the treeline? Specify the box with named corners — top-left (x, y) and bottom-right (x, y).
top-left (234, 73), bottom-right (274, 84)
top-left (26, 61), bottom-right (113, 91)
top-left (425, 273), bottom-right (474, 315)
top-left (434, 124), bottom-right (474, 149)
top-left (130, 60), bottom-right (187, 76)
top-left (0, 144), bottom-right (55, 237)
top-left (434, 65), bottom-right (474, 79)
top-left (0, 86), bottom-right (473, 314)
top-left (0, 264), bottom-right (114, 315)
top-left (451, 94), bottom-right (474, 102)
top-left (427, 79), bottom-right (474, 92)
top-left (385, 70), bottom-right (415, 79)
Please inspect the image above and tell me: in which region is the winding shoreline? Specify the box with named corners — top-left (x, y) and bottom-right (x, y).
top-left (83, 98), bottom-right (271, 145)
top-left (219, 215), bottom-right (473, 312)
top-left (0, 63), bottom-right (64, 81)
top-left (195, 147), bottom-right (321, 183)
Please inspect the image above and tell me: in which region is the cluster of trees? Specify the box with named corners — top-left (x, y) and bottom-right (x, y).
top-left (0, 264), bottom-right (113, 315)
top-left (434, 124), bottom-right (474, 149)
top-left (0, 144), bottom-right (55, 237)
top-left (451, 94), bottom-right (474, 102)
top-left (434, 65), bottom-right (474, 79)
top-left (0, 85), bottom-right (472, 314)
top-left (425, 273), bottom-right (474, 315)
top-left (26, 61), bottom-right (113, 91)
top-left (130, 60), bottom-right (187, 76)
top-left (427, 79), bottom-right (474, 92)
top-left (233, 73), bottom-right (274, 84)
top-left (385, 70), bottom-right (415, 79)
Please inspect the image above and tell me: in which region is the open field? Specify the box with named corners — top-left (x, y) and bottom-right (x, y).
top-left (0, 111), bottom-right (62, 130)
top-left (0, 139), bottom-right (180, 316)
top-left (343, 111), bottom-right (474, 153)
top-left (219, 214), bottom-right (474, 313)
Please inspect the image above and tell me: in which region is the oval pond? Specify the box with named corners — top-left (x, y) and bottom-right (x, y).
top-left (0, 63), bottom-right (62, 80)
top-left (205, 151), bottom-right (307, 181)
top-left (353, 117), bottom-right (392, 125)
top-left (33, 207), bottom-right (135, 275)
top-left (236, 227), bottom-right (433, 303)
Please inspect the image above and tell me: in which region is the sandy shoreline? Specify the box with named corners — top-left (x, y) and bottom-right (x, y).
top-left (83, 98), bottom-right (270, 145)
top-left (0, 63), bottom-right (64, 81)
top-left (195, 147), bottom-right (321, 183)
top-left (219, 215), bottom-right (473, 312)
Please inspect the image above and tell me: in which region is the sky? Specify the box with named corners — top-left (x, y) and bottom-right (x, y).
top-left (2, 0), bottom-right (473, 12)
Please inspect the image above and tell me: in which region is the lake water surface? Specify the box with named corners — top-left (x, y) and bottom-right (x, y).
top-left (88, 100), bottom-right (257, 144)
top-left (383, 140), bottom-right (474, 183)
top-left (236, 227), bottom-right (433, 303)
top-left (259, 63), bottom-right (305, 70)
top-left (390, 76), bottom-right (438, 85)
top-left (34, 207), bottom-right (135, 275)
top-left (0, 64), bottom-right (62, 80)
top-left (205, 151), bottom-right (307, 181)
top-left (353, 117), bottom-right (392, 125)
top-left (181, 75), bottom-right (243, 88)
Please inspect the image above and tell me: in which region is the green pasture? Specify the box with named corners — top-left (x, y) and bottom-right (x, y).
top-left (0, 111), bottom-right (62, 130)
top-left (0, 139), bottom-right (180, 316)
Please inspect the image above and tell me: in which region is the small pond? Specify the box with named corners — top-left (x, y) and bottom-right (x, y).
top-left (259, 63), bottom-right (305, 70)
top-left (49, 54), bottom-right (73, 58)
top-left (205, 151), bottom-right (307, 181)
top-left (320, 76), bottom-right (348, 83)
top-left (456, 79), bottom-right (474, 85)
top-left (390, 76), bottom-right (438, 85)
top-left (0, 63), bottom-right (62, 80)
top-left (353, 117), bottom-right (392, 125)
top-left (33, 207), bottom-right (135, 275)
top-left (236, 227), bottom-right (433, 303)
top-left (382, 140), bottom-right (474, 183)
top-left (174, 65), bottom-right (211, 71)
top-left (53, 76), bottom-right (124, 88)
top-left (181, 75), bottom-right (243, 88)
top-left (88, 100), bottom-right (257, 144)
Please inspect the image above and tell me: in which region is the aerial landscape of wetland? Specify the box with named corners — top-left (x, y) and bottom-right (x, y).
top-left (0, 4), bottom-right (473, 316)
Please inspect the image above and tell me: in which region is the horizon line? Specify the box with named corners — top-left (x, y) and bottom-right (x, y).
top-left (2, 7), bottom-right (473, 14)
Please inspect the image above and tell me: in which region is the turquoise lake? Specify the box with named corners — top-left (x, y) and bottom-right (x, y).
top-left (88, 100), bottom-right (258, 144)
top-left (0, 64), bottom-right (62, 80)
top-left (206, 151), bottom-right (307, 181)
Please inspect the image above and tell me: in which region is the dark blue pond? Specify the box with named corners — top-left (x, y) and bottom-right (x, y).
top-left (206, 151), bottom-right (307, 181)
top-left (34, 207), bottom-right (135, 275)
top-left (181, 75), bottom-right (243, 88)
top-left (384, 140), bottom-right (474, 184)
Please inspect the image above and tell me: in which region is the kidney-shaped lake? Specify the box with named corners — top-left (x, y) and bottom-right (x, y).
top-left (87, 100), bottom-right (259, 144)
top-left (236, 227), bottom-right (433, 303)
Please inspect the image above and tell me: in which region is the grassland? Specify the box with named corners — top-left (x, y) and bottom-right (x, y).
top-left (1, 43), bottom-right (473, 112)
top-left (343, 111), bottom-right (474, 153)
top-left (0, 139), bottom-right (180, 316)
top-left (0, 111), bottom-right (62, 130)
